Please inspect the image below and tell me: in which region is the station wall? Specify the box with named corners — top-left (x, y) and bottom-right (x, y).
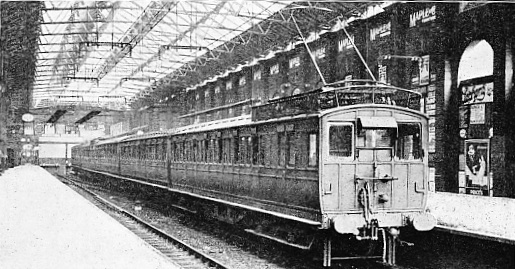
top-left (126, 2), bottom-right (515, 198)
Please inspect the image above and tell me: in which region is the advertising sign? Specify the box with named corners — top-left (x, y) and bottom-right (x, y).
top-left (420, 55), bottom-right (430, 85)
top-left (469, 104), bottom-right (485, 124)
top-left (461, 81), bottom-right (493, 105)
top-left (463, 139), bottom-right (490, 196)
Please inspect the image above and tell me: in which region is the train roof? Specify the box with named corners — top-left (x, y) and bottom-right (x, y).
top-left (252, 79), bottom-right (423, 121)
top-left (94, 135), bottom-right (133, 145)
top-left (120, 131), bottom-right (171, 143)
top-left (77, 80), bottom-right (424, 146)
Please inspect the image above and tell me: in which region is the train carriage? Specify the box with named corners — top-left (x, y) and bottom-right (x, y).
top-left (72, 80), bottom-right (435, 266)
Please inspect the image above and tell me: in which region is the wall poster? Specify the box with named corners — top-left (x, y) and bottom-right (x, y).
top-left (469, 103), bottom-right (485, 124)
top-left (419, 55), bottom-right (430, 85)
top-left (463, 139), bottom-right (491, 196)
top-left (426, 84), bottom-right (436, 153)
top-left (461, 81), bottom-right (493, 105)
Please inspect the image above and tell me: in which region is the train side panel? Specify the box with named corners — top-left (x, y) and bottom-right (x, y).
top-left (169, 118), bottom-right (321, 221)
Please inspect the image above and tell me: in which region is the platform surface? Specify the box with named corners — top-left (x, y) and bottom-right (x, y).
top-left (427, 191), bottom-right (515, 244)
top-left (0, 165), bottom-right (178, 269)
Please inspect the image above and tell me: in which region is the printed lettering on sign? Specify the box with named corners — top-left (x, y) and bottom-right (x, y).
top-left (461, 82), bottom-right (493, 105)
top-left (370, 22), bottom-right (391, 41)
top-left (314, 47), bottom-right (326, 59)
top-left (470, 104), bottom-right (485, 124)
top-left (338, 35), bottom-right (354, 52)
top-left (270, 64), bottom-right (279, 75)
top-left (409, 5), bottom-right (436, 27)
top-left (378, 64), bottom-right (387, 83)
top-left (289, 56), bottom-right (300, 68)
top-left (253, 69), bottom-right (261, 81)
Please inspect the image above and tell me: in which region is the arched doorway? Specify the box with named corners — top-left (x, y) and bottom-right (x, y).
top-left (457, 39), bottom-right (494, 196)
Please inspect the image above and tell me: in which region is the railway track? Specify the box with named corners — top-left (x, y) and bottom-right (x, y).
top-left (57, 174), bottom-right (232, 269)
top-left (61, 170), bottom-right (412, 269)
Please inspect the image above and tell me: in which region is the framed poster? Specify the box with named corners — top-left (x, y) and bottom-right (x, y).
top-left (419, 55), bottom-right (430, 85)
top-left (469, 103), bottom-right (485, 124)
top-left (463, 139), bottom-right (490, 196)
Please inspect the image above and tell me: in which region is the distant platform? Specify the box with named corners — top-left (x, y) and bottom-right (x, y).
top-left (0, 164), bottom-right (179, 269)
top-left (427, 191), bottom-right (515, 244)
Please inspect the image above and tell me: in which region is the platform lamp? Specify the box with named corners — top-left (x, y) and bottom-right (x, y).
top-left (21, 113), bottom-right (35, 136)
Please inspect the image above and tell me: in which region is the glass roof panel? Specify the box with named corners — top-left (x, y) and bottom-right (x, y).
top-left (32, 1), bottom-right (305, 109)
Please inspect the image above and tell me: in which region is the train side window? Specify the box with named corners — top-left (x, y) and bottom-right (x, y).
top-left (202, 140), bottom-right (206, 163)
top-left (308, 133), bottom-right (318, 166)
top-left (177, 142), bottom-right (182, 162)
top-left (151, 141), bottom-right (155, 160)
top-left (240, 137), bottom-right (246, 164)
top-left (329, 124), bottom-right (353, 157)
top-left (176, 142), bottom-right (180, 162)
top-left (258, 134), bottom-right (265, 165)
top-left (190, 140), bottom-right (195, 162)
top-left (177, 142), bottom-right (181, 162)
top-left (278, 132), bottom-right (289, 167)
top-left (197, 140), bottom-right (201, 163)
top-left (203, 139), bottom-right (208, 163)
top-left (171, 142), bottom-right (175, 162)
top-left (287, 132), bottom-right (296, 166)
top-left (217, 138), bottom-right (222, 163)
top-left (263, 134), bottom-right (272, 167)
top-left (160, 141), bottom-right (165, 160)
top-left (233, 137), bottom-right (239, 164)
top-left (207, 139), bottom-right (213, 163)
top-left (199, 140), bottom-right (203, 163)
top-left (247, 136), bottom-right (252, 165)
top-left (252, 135), bottom-right (259, 165)
top-left (193, 140), bottom-right (199, 162)
top-left (222, 138), bottom-right (228, 164)
top-left (185, 141), bottom-right (189, 162)
top-left (396, 123), bottom-right (422, 161)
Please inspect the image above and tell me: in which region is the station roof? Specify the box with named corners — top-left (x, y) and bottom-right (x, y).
top-left (4, 1), bottom-right (386, 112)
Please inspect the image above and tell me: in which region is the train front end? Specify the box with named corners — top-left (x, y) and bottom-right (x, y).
top-left (317, 81), bottom-right (436, 265)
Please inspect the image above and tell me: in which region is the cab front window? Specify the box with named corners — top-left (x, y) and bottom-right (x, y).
top-left (357, 128), bottom-right (395, 148)
top-left (329, 124), bottom-right (353, 157)
top-left (396, 123), bottom-right (422, 161)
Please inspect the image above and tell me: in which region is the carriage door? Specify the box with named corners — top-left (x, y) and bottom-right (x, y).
top-left (321, 121), bottom-right (355, 212)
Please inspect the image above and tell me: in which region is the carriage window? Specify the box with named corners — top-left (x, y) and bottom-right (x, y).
top-left (247, 136), bottom-right (252, 164)
top-left (329, 125), bottom-right (353, 157)
top-left (357, 128), bottom-right (395, 148)
top-left (258, 134), bottom-right (265, 165)
top-left (252, 135), bottom-right (259, 165)
top-left (278, 132), bottom-right (286, 166)
top-left (396, 123), bottom-right (422, 160)
top-left (287, 132), bottom-right (296, 166)
top-left (217, 138), bottom-right (222, 163)
top-left (309, 133), bottom-right (318, 166)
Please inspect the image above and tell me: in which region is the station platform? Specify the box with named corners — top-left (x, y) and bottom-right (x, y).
top-left (0, 164), bottom-right (178, 269)
top-left (426, 191), bottom-right (515, 244)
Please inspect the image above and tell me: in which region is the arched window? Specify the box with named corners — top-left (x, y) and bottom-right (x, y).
top-left (458, 39), bottom-right (493, 84)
